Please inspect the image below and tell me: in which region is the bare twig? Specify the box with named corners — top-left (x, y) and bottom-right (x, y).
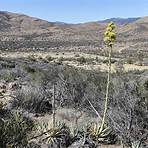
top-left (86, 97), bottom-right (102, 120)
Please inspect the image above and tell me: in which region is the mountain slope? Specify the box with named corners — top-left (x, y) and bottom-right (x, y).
top-left (117, 17), bottom-right (148, 53)
top-left (0, 11), bottom-right (105, 51)
top-left (0, 11), bottom-right (148, 55)
top-left (0, 11), bottom-right (62, 34)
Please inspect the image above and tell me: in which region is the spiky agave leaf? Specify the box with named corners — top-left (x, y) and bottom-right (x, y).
top-left (36, 121), bottom-right (71, 146)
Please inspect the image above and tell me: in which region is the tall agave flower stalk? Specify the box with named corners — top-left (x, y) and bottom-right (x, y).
top-left (52, 83), bottom-right (56, 128)
top-left (98, 22), bottom-right (116, 135)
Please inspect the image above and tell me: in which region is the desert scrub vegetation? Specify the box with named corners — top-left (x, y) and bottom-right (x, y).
top-left (0, 69), bottom-right (16, 82)
top-left (0, 111), bottom-right (35, 147)
top-left (11, 85), bottom-right (52, 113)
top-left (45, 55), bottom-right (54, 62)
top-left (31, 121), bottom-right (72, 147)
top-left (0, 24), bottom-right (148, 147)
top-left (0, 56), bottom-right (147, 147)
top-left (77, 56), bottom-right (86, 64)
top-left (107, 73), bottom-right (148, 147)
top-left (27, 54), bottom-right (37, 62)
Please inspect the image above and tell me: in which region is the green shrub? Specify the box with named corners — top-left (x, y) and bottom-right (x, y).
top-left (0, 61), bottom-right (15, 69)
top-left (103, 59), bottom-right (117, 64)
top-left (55, 57), bottom-right (64, 65)
top-left (45, 55), bottom-right (54, 62)
top-left (38, 56), bottom-right (43, 60)
top-left (28, 55), bottom-right (36, 62)
top-left (125, 58), bottom-right (134, 64)
top-left (0, 112), bottom-right (34, 147)
top-left (0, 70), bottom-right (16, 82)
top-left (95, 56), bottom-right (99, 62)
top-left (23, 65), bottom-right (36, 73)
top-left (77, 56), bottom-right (86, 64)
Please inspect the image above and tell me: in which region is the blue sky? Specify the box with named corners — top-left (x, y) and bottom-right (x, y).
top-left (0, 0), bottom-right (148, 23)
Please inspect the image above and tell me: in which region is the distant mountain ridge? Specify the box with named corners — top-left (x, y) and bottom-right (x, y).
top-left (0, 11), bottom-right (148, 55)
top-left (0, 11), bottom-right (141, 25)
top-left (98, 17), bottom-right (141, 25)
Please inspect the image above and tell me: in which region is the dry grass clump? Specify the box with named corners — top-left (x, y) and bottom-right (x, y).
top-left (11, 85), bottom-right (52, 113)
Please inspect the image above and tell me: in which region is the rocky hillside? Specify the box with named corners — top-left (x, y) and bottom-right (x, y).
top-left (0, 11), bottom-right (147, 55)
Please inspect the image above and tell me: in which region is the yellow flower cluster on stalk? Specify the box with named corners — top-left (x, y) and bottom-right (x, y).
top-left (104, 22), bottom-right (116, 47)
